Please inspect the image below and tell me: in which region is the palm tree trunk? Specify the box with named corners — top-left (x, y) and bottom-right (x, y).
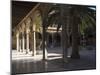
top-left (42, 17), bottom-right (48, 60)
top-left (60, 5), bottom-right (69, 62)
top-left (71, 9), bottom-right (80, 59)
top-left (62, 23), bottom-right (68, 62)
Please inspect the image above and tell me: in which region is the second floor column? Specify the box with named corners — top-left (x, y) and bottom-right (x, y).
top-left (16, 33), bottom-right (20, 52)
top-left (22, 32), bottom-right (25, 52)
top-left (19, 38), bottom-right (22, 52)
top-left (26, 31), bottom-right (30, 54)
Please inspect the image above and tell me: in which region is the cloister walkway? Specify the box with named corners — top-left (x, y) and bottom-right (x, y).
top-left (12, 47), bottom-right (96, 74)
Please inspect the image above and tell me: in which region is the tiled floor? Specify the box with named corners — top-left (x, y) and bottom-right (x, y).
top-left (12, 47), bottom-right (96, 74)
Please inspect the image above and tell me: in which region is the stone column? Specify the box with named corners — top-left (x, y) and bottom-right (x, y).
top-left (46, 33), bottom-right (49, 47)
top-left (22, 33), bottom-right (25, 52)
top-left (31, 32), bottom-right (37, 56)
top-left (59, 33), bottom-right (61, 47)
top-left (51, 33), bottom-right (54, 48)
top-left (19, 39), bottom-right (22, 52)
top-left (32, 24), bottom-right (36, 56)
top-left (30, 24), bottom-right (36, 56)
top-left (16, 33), bottom-right (19, 52)
top-left (26, 32), bottom-right (30, 54)
top-left (33, 30), bottom-right (36, 55)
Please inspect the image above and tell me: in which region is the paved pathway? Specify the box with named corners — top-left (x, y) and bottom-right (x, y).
top-left (12, 47), bottom-right (96, 74)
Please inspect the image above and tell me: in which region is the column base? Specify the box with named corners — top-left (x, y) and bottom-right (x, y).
top-left (63, 57), bottom-right (71, 63)
top-left (43, 55), bottom-right (48, 60)
top-left (32, 51), bottom-right (36, 56)
top-left (42, 58), bottom-right (48, 61)
top-left (25, 49), bottom-right (30, 54)
top-left (17, 49), bottom-right (20, 52)
top-left (19, 49), bottom-right (23, 52)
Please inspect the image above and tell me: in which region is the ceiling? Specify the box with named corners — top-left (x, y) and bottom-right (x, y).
top-left (12, 1), bottom-right (37, 29)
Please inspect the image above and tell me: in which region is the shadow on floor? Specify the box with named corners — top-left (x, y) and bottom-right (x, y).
top-left (12, 56), bottom-right (96, 75)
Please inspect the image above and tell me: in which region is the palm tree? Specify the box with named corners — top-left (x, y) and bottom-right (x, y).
top-left (71, 6), bottom-right (96, 58)
top-left (43, 4), bottom-right (96, 59)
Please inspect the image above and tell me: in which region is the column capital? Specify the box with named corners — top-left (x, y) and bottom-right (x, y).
top-left (16, 33), bottom-right (19, 37)
top-left (22, 32), bottom-right (25, 36)
top-left (26, 28), bottom-right (30, 34)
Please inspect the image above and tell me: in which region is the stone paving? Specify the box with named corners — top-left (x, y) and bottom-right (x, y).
top-left (12, 47), bottom-right (96, 74)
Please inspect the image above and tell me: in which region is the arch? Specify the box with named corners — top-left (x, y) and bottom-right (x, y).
top-left (25, 17), bottom-right (32, 33)
top-left (25, 17), bottom-right (32, 29)
top-left (30, 10), bottom-right (43, 32)
top-left (21, 22), bottom-right (26, 32)
top-left (19, 25), bottom-right (23, 33)
top-left (25, 17), bottom-right (31, 24)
